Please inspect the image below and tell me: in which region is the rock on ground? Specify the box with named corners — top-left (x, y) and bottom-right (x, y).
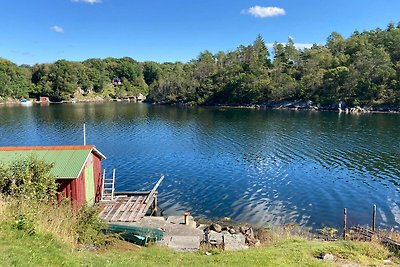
top-left (323, 253), bottom-right (335, 261)
top-left (210, 223), bottom-right (222, 233)
top-left (223, 234), bottom-right (249, 251)
top-left (207, 231), bottom-right (248, 251)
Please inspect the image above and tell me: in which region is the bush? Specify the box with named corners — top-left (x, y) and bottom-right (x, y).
top-left (0, 156), bottom-right (57, 200)
top-left (76, 205), bottom-right (109, 247)
top-left (14, 213), bottom-right (35, 235)
top-left (0, 158), bottom-right (109, 248)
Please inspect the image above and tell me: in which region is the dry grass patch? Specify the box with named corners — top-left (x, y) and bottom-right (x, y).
top-left (0, 195), bottom-right (108, 248)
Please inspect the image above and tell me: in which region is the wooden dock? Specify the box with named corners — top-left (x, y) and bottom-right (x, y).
top-left (99, 176), bottom-right (164, 222)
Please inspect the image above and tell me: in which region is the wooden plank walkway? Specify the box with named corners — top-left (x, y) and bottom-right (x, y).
top-left (99, 176), bottom-right (164, 223)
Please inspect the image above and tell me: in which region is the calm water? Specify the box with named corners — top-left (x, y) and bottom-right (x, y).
top-left (0, 103), bottom-right (399, 229)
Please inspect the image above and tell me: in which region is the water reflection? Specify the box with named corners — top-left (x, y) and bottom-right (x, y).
top-left (0, 103), bottom-right (399, 229)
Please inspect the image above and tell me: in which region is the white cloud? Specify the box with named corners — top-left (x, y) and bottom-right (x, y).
top-left (266, 43), bottom-right (315, 50)
top-left (244, 6), bottom-right (286, 18)
top-left (293, 43), bottom-right (314, 49)
top-left (50, 25), bottom-right (64, 33)
top-left (71, 0), bottom-right (102, 4)
top-left (266, 36), bottom-right (316, 50)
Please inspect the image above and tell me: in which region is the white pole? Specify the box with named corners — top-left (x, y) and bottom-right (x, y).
top-left (83, 123), bottom-right (86, 145)
top-left (101, 169), bottom-right (106, 200)
top-left (112, 169), bottom-right (116, 200)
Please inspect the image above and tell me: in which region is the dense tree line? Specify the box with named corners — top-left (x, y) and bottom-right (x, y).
top-left (1, 23), bottom-right (400, 106)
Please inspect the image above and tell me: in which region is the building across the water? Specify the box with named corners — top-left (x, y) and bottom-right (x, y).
top-left (39, 96), bottom-right (50, 103)
top-left (125, 93), bottom-right (146, 103)
top-left (0, 145), bottom-right (106, 208)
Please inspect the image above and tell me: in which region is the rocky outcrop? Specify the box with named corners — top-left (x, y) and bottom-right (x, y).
top-left (210, 223), bottom-right (222, 233)
top-left (201, 223), bottom-right (261, 251)
top-left (265, 100), bottom-right (319, 110)
top-left (239, 226), bottom-right (261, 247)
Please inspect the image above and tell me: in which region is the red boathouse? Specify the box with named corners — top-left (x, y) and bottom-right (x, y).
top-left (0, 145), bottom-right (106, 208)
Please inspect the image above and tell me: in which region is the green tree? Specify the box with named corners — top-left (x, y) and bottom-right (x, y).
top-left (0, 58), bottom-right (32, 99)
top-left (143, 61), bottom-right (161, 86)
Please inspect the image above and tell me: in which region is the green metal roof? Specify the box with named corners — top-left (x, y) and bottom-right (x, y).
top-left (0, 146), bottom-right (104, 179)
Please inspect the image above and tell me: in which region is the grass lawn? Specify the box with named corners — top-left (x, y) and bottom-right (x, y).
top-left (1, 226), bottom-right (398, 267)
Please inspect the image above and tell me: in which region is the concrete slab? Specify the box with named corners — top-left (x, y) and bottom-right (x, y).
top-left (223, 234), bottom-right (248, 251)
top-left (196, 224), bottom-right (208, 231)
top-left (166, 216), bottom-right (185, 224)
top-left (141, 216), bottom-right (166, 223)
top-left (166, 215), bottom-right (197, 228)
top-left (161, 236), bottom-right (200, 252)
top-left (115, 217), bottom-right (203, 238)
top-left (113, 217), bottom-right (248, 252)
top-left (209, 231), bottom-right (223, 242)
top-left (206, 232), bottom-right (248, 251)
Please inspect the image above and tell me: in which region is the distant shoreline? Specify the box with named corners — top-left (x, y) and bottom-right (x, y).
top-left (153, 100), bottom-right (400, 114)
top-left (1, 97), bottom-right (399, 114)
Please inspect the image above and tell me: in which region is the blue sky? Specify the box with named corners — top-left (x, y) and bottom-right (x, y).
top-left (1, 0), bottom-right (400, 65)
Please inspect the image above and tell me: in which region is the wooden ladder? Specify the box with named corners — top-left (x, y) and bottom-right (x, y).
top-left (101, 169), bottom-right (115, 201)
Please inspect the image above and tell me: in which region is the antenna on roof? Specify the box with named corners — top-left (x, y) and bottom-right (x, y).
top-left (83, 123), bottom-right (86, 145)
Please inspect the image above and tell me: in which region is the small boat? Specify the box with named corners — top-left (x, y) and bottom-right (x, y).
top-left (20, 99), bottom-right (33, 106)
top-left (104, 223), bottom-right (164, 246)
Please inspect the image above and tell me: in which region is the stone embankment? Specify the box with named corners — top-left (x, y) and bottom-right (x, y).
top-left (265, 100), bottom-right (399, 113)
top-left (0, 97), bottom-right (24, 104)
top-left (118, 215), bottom-right (259, 252)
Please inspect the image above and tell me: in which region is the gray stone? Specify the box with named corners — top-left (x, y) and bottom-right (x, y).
top-left (239, 226), bottom-right (255, 239)
top-left (206, 231), bottom-right (224, 248)
top-left (223, 234), bottom-right (248, 251)
top-left (208, 231), bottom-right (224, 242)
top-left (211, 223), bottom-right (222, 233)
top-left (383, 259), bottom-right (391, 264)
top-left (246, 236), bottom-right (260, 247)
top-left (205, 232), bottom-right (249, 251)
top-left (323, 253), bottom-right (335, 261)
top-left (228, 228), bottom-right (236, 234)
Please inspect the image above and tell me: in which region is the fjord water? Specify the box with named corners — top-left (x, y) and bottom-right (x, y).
top-left (0, 103), bottom-right (399, 229)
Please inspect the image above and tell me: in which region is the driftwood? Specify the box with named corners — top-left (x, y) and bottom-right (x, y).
top-left (350, 226), bottom-right (400, 250)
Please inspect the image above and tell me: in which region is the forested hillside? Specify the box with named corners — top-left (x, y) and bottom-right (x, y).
top-left (1, 22), bottom-right (400, 106)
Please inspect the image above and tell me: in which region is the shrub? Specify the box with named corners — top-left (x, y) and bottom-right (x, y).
top-left (14, 213), bottom-right (35, 235)
top-left (320, 227), bottom-right (338, 240)
top-left (0, 156), bottom-right (57, 200)
top-left (76, 205), bottom-right (109, 247)
top-left (0, 158), bottom-right (109, 248)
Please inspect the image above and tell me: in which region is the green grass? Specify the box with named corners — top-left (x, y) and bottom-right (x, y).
top-left (1, 225), bottom-right (398, 267)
